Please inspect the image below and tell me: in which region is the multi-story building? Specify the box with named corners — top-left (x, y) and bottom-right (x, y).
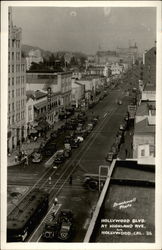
top-left (95, 50), bottom-right (119, 65)
top-left (58, 71), bottom-right (72, 109)
top-left (8, 8), bottom-right (27, 153)
top-left (110, 63), bottom-right (123, 76)
top-left (143, 47), bottom-right (156, 87)
top-left (26, 90), bottom-right (61, 135)
top-left (116, 43), bottom-right (138, 65)
top-left (71, 80), bottom-right (85, 108)
top-left (26, 70), bottom-right (72, 113)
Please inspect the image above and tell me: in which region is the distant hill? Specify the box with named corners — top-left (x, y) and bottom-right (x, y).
top-left (22, 44), bottom-right (53, 60)
top-left (22, 44), bottom-right (87, 60)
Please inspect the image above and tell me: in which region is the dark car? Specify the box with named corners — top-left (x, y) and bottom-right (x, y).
top-left (50, 131), bottom-right (58, 139)
top-left (31, 149), bottom-right (43, 163)
top-left (70, 138), bottom-right (80, 148)
top-left (42, 142), bottom-right (57, 156)
top-left (54, 150), bottom-right (66, 164)
top-left (42, 209), bottom-right (74, 242)
top-left (57, 210), bottom-right (74, 241)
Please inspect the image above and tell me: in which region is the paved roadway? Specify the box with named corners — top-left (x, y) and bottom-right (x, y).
top-left (7, 82), bottom-right (131, 242)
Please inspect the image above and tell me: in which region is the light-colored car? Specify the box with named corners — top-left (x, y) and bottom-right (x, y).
top-left (76, 136), bottom-right (84, 142)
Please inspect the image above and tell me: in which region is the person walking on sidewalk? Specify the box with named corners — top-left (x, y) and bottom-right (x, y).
top-left (69, 175), bottom-right (73, 185)
top-left (24, 153), bottom-right (29, 166)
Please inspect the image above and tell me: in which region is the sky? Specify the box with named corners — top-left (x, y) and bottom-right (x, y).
top-left (12, 7), bottom-right (156, 55)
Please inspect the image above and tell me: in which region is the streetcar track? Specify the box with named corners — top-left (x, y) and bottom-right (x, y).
top-left (28, 106), bottom-right (117, 241)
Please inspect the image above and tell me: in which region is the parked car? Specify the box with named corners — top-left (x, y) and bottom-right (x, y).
top-left (50, 131), bottom-right (58, 139)
top-left (119, 122), bottom-right (127, 131)
top-left (70, 138), bottom-right (80, 148)
top-left (118, 100), bottom-right (122, 105)
top-left (42, 142), bottom-right (57, 156)
top-left (54, 150), bottom-right (66, 164)
top-left (86, 123), bottom-right (93, 133)
top-left (76, 136), bottom-right (84, 143)
top-left (105, 151), bottom-right (114, 163)
top-left (32, 150), bottom-right (43, 163)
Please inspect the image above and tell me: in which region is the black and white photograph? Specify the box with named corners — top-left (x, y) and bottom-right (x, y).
top-left (1, 1), bottom-right (162, 249)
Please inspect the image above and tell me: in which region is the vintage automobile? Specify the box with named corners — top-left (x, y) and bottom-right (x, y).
top-left (41, 142), bottom-right (57, 156)
top-left (70, 138), bottom-right (80, 148)
top-left (54, 150), bottom-right (66, 164)
top-left (42, 209), bottom-right (74, 242)
top-left (118, 100), bottom-right (123, 105)
top-left (86, 123), bottom-right (94, 133)
top-left (32, 150), bottom-right (43, 163)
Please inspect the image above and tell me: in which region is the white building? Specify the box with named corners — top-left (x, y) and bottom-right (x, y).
top-left (8, 8), bottom-right (27, 152)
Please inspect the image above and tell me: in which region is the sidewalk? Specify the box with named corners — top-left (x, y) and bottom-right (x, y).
top-left (118, 125), bottom-right (134, 160)
top-left (7, 119), bottom-right (65, 167)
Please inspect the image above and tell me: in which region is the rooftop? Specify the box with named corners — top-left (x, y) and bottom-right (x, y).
top-left (26, 90), bottom-right (47, 101)
top-left (84, 159), bottom-right (155, 243)
top-left (134, 117), bottom-right (155, 134)
top-left (136, 101), bottom-right (155, 116)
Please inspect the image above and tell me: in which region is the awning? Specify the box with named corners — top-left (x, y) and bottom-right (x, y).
top-left (34, 100), bottom-right (47, 110)
top-left (30, 128), bottom-right (38, 134)
top-left (38, 120), bottom-right (49, 129)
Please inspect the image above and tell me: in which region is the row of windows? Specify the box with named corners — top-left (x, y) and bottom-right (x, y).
top-left (8, 76), bottom-right (25, 86)
top-left (8, 99), bottom-right (25, 113)
top-left (8, 52), bottom-right (21, 61)
top-left (8, 87), bottom-right (25, 99)
top-left (8, 39), bottom-right (20, 48)
top-left (8, 64), bottom-right (25, 73)
top-left (8, 111), bottom-right (25, 125)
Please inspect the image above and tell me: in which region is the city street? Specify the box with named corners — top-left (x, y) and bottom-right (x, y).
top-left (7, 81), bottom-right (132, 242)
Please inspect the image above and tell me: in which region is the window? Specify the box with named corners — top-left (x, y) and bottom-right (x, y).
top-left (8, 39), bottom-right (10, 48)
top-left (12, 65), bottom-right (14, 73)
top-left (12, 40), bottom-right (14, 48)
top-left (8, 52), bottom-right (10, 60)
top-left (12, 90), bottom-right (14, 98)
top-left (8, 91), bottom-right (10, 99)
top-left (8, 104), bottom-right (10, 112)
top-left (12, 52), bottom-right (14, 60)
top-left (12, 77), bottom-right (14, 86)
top-left (141, 149), bottom-right (145, 157)
top-left (8, 117), bottom-right (11, 126)
top-left (8, 65), bottom-right (10, 73)
top-left (12, 103), bottom-right (14, 111)
top-left (8, 78), bottom-right (10, 86)
top-left (12, 115), bottom-right (14, 123)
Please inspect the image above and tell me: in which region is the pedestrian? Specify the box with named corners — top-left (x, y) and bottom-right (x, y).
top-left (25, 154), bottom-right (29, 166)
top-left (48, 176), bottom-right (52, 185)
top-left (54, 197), bottom-right (58, 206)
top-left (69, 175), bottom-right (73, 185)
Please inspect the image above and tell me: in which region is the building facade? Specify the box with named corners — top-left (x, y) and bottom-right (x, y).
top-left (143, 47), bottom-right (156, 87)
top-left (58, 71), bottom-right (72, 109)
top-left (71, 80), bottom-right (85, 108)
top-left (8, 8), bottom-right (27, 153)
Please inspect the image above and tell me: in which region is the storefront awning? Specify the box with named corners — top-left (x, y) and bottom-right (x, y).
top-left (34, 100), bottom-right (47, 110)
